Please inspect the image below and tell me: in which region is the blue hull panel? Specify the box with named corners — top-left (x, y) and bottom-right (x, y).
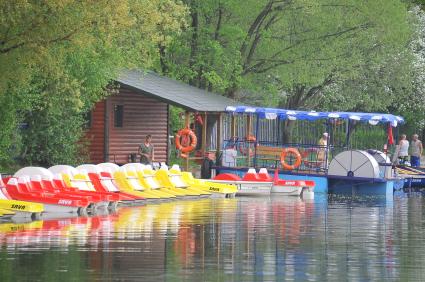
top-left (403, 177), bottom-right (425, 188)
top-left (328, 179), bottom-right (394, 201)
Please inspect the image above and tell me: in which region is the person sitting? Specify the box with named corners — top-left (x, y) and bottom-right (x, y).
top-left (222, 142), bottom-right (238, 167)
top-left (139, 135), bottom-right (155, 164)
top-left (410, 134), bottom-right (423, 168)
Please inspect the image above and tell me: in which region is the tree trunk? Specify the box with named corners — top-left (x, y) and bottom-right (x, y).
top-left (189, 1), bottom-right (199, 86)
top-left (158, 44), bottom-right (168, 74)
top-left (281, 120), bottom-right (294, 144)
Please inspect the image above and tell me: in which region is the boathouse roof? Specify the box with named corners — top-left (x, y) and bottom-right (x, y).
top-left (117, 70), bottom-right (239, 112)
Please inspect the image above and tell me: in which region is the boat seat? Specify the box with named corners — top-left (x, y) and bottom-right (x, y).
top-left (255, 146), bottom-right (283, 162)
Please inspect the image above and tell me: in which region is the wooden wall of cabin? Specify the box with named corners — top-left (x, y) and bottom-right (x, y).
top-left (84, 86), bottom-right (169, 164)
top-left (84, 100), bottom-right (105, 164)
top-left (106, 86), bottom-right (168, 164)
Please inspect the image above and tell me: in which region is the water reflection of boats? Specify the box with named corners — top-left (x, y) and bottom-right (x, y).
top-left (0, 193), bottom-right (410, 281)
top-left (0, 198), bottom-right (241, 249)
top-left (0, 196), bottom-right (321, 280)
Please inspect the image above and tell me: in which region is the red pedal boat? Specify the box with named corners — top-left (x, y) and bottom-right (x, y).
top-left (212, 168), bottom-right (315, 198)
top-left (5, 177), bottom-right (89, 214)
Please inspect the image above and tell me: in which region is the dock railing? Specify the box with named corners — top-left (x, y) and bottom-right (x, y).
top-left (221, 139), bottom-right (347, 175)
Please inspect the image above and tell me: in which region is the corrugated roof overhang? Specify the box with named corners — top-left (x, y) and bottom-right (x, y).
top-left (116, 70), bottom-right (240, 112)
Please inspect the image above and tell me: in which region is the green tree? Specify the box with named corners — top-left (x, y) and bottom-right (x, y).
top-left (162, 0), bottom-right (412, 110)
top-left (0, 0), bottom-right (187, 168)
top-left (159, 0), bottom-right (415, 142)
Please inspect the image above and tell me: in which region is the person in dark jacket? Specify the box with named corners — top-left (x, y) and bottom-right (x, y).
top-left (139, 135), bottom-right (155, 164)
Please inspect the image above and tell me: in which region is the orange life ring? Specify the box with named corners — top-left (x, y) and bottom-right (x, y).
top-left (280, 148), bottom-right (302, 170)
top-left (175, 128), bottom-right (197, 155)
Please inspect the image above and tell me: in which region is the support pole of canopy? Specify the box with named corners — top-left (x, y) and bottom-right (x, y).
top-left (216, 113), bottom-right (222, 165)
top-left (184, 111), bottom-right (190, 171)
top-left (277, 117), bottom-right (281, 146)
top-left (254, 115), bottom-right (260, 168)
top-left (325, 119), bottom-right (330, 172)
top-left (246, 114), bottom-right (252, 166)
top-left (346, 120), bottom-right (351, 149)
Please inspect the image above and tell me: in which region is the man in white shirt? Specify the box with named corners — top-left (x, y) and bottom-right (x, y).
top-left (397, 134), bottom-right (409, 165)
top-left (410, 134), bottom-right (423, 167)
top-left (222, 145), bottom-right (238, 167)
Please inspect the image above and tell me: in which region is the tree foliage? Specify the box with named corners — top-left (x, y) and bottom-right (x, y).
top-left (0, 0), bottom-right (423, 167)
top-left (161, 0), bottom-right (413, 110)
top-left (0, 0), bottom-right (187, 168)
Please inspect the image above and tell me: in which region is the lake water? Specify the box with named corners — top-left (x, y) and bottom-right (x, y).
top-left (1, 194), bottom-right (425, 281)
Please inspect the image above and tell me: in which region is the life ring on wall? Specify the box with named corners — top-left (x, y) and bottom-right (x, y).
top-left (175, 128), bottom-right (197, 157)
top-left (280, 148), bottom-right (302, 170)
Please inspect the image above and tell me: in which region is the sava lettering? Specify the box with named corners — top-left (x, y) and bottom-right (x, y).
top-left (58, 199), bottom-right (72, 205)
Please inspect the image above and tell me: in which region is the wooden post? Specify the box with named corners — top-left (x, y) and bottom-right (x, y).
top-left (184, 111), bottom-right (190, 128)
top-left (246, 114), bottom-right (252, 138)
top-left (201, 112), bottom-right (208, 154)
top-left (216, 113), bottom-right (222, 163)
top-left (231, 115), bottom-right (236, 138)
top-left (104, 99), bottom-right (110, 162)
top-left (184, 111), bottom-right (190, 171)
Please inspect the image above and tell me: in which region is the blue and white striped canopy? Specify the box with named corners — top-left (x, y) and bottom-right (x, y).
top-left (225, 106), bottom-right (404, 127)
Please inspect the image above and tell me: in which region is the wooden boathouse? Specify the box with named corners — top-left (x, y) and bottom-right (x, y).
top-left (84, 69), bottom-right (238, 164)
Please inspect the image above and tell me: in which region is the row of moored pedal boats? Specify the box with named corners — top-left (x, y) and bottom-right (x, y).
top-left (0, 163), bottom-right (315, 221)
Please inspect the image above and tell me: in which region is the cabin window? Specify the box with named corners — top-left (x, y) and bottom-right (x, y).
top-left (114, 105), bottom-right (124, 127)
top-left (83, 111), bottom-right (92, 129)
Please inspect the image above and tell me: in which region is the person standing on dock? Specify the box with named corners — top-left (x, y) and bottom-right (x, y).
top-left (410, 134), bottom-right (423, 168)
top-left (398, 134), bottom-right (409, 165)
top-left (317, 132), bottom-right (329, 169)
top-left (139, 135), bottom-right (155, 164)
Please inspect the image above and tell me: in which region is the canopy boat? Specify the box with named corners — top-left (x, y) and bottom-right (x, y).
top-left (208, 105), bottom-right (405, 199)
